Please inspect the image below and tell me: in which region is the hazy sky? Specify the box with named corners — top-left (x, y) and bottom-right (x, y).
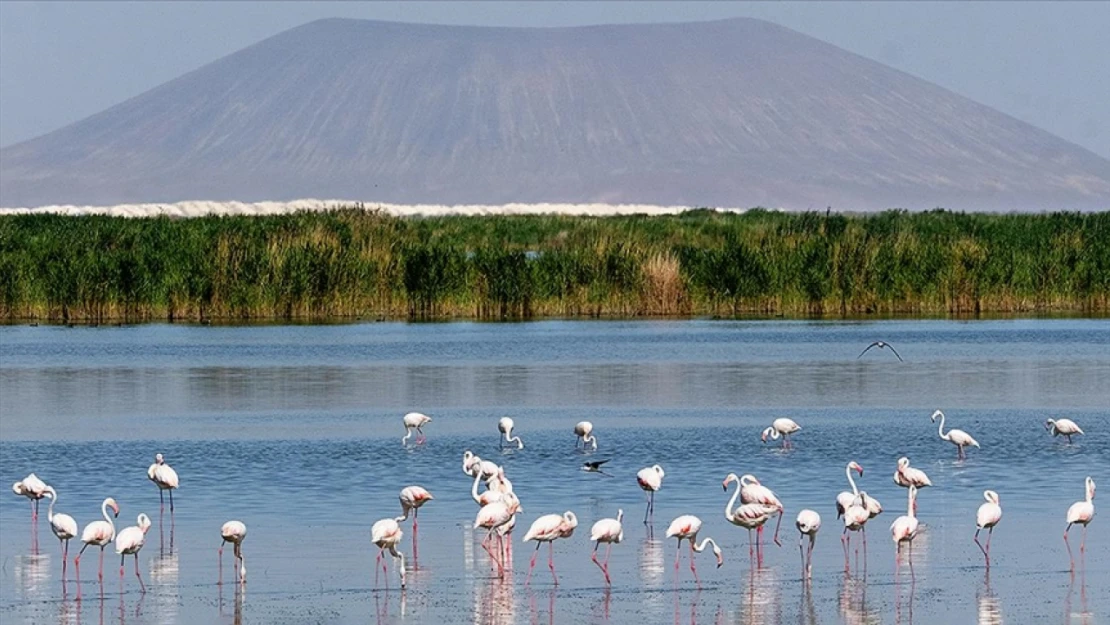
top-left (1, 1), bottom-right (1107, 157)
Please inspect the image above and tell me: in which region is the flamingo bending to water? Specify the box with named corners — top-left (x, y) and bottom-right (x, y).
top-left (401, 412), bottom-right (432, 446)
top-left (932, 410), bottom-right (980, 459)
top-left (44, 487), bottom-right (78, 579)
top-left (637, 465), bottom-right (665, 525)
top-left (371, 518), bottom-right (406, 589)
top-left (396, 486), bottom-right (434, 534)
top-left (75, 497), bottom-right (120, 595)
top-left (462, 451), bottom-right (499, 480)
top-left (1045, 418), bottom-right (1084, 444)
top-left (891, 486), bottom-right (920, 576)
top-left (974, 490), bottom-right (1002, 567)
top-left (12, 473), bottom-right (48, 521)
top-left (218, 521), bottom-right (247, 584)
top-left (474, 493), bottom-right (522, 577)
top-left (1064, 476), bottom-right (1096, 571)
top-left (723, 475), bottom-right (780, 566)
top-left (589, 509), bottom-right (623, 585)
top-left (115, 513), bottom-right (152, 592)
top-left (665, 515), bottom-right (723, 584)
top-left (522, 511), bottom-right (577, 585)
top-left (726, 473), bottom-right (784, 547)
top-left (499, 417), bottom-right (524, 449)
top-left (795, 509), bottom-right (821, 579)
top-left (574, 421), bottom-right (598, 450)
top-left (761, 418), bottom-right (801, 449)
top-left (147, 454), bottom-right (179, 513)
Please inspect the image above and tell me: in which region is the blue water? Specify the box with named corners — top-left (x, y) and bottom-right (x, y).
top-left (1, 319), bottom-right (1107, 625)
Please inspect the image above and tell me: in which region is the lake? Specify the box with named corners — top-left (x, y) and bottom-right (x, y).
top-left (1, 319), bottom-right (1107, 625)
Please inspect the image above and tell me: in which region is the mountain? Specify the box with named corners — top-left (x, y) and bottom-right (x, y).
top-left (2, 17), bottom-right (1109, 210)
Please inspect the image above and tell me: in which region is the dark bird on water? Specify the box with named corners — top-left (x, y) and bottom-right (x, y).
top-left (582, 459), bottom-right (613, 476)
top-left (858, 341), bottom-right (904, 362)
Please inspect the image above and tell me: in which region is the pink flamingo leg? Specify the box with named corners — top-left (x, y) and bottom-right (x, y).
top-left (748, 529), bottom-right (755, 566)
top-left (673, 539), bottom-right (682, 582)
top-left (688, 540), bottom-right (699, 584)
top-left (98, 546), bottom-right (105, 582)
top-left (603, 543), bottom-right (612, 584)
top-left (374, 550), bottom-right (382, 586)
top-left (61, 540), bottom-right (69, 580)
top-left (134, 554), bottom-right (146, 593)
top-left (548, 542), bottom-right (558, 585)
top-left (591, 543), bottom-right (608, 584)
top-left (219, 542), bottom-right (225, 585)
top-left (1064, 524), bottom-right (1075, 571)
top-left (527, 543), bottom-right (541, 584)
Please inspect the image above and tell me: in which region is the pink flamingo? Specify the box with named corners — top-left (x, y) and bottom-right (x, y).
top-left (463, 451), bottom-right (499, 480)
top-left (218, 520), bottom-right (247, 585)
top-left (1064, 476), bottom-right (1096, 571)
top-left (841, 491), bottom-right (873, 573)
top-left (401, 412), bottom-right (432, 446)
top-left (114, 513), bottom-right (152, 593)
top-left (761, 418), bottom-right (801, 449)
top-left (371, 518), bottom-right (406, 589)
top-left (726, 473), bottom-right (784, 547)
top-left (589, 508), bottom-right (623, 585)
top-left (474, 493), bottom-right (522, 578)
top-left (836, 461), bottom-right (881, 548)
top-left (147, 454), bottom-right (179, 513)
top-left (664, 515), bottom-right (723, 584)
top-left (574, 421), bottom-right (598, 450)
top-left (1045, 418), bottom-right (1084, 444)
top-left (893, 457), bottom-right (931, 513)
top-left (891, 486), bottom-right (920, 577)
top-left (44, 487), bottom-right (78, 580)
top-left (499, 417), bottom-right (524, 449)
top-left (396, 486), bottom-right (434, 535)
top-left (974, 490), bottom-right (1001, 567)
top-left (523, 511), bottom-right (578, 585)
top-left (472, 467), bottom-right (511, 507)
top-left (12, 473), bottom-right (48, 522)
top-left (637, 465), bottom-right (665, 525)
top-left (723, 476), bottom-right (780, 567)
top-left (932, 410), bottom-right (980, 459)
top-left (795, 509), bottom-right (820, 579)
top-left (74, 497), bottom-right (119, 597)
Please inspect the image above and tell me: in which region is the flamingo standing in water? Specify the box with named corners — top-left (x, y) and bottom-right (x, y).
top-left (44, 486), bottom-right (78, 579)
top-left (1064, 476), bottom-right (1096, 571)
top-left (795, 509), bottom-right (821, 579)
top-left (499, 417), bottom-right (524, 449)
top-left (1045, 418), bottom-right (1084, 444)
top-left (114, 513), bottom-right (152, 592)
top-left (396, 486), bottom-right (434, 535)
top-left (401, 412), bottom-right (432, 446)
top-left (370, 518), bottom-right (406, 589)
top-left (891, 486), bottom-right (920, 576)
top-left (218, 520), bottom-right (247, 584)
top-left (463, 451), bottom-right (499, 480)
top-left (74, 497), bottom-right (120, 595)
top-left (574, 421), bottom-right (598, 450)
top-left (761, 418), bottom-right (801, 449)
top-left (726, 473), bottom-right (784, 548)
top-left (723, 476), bottom-right (780, 567)
top-left (974, 490), bottom-right (1002, 567)
top-left (841, 491), bottom-right (873, 573)
top-left (474, 493), bottom-right (522, 578)
top-left (836, 461), bottom-right (882, 547)
top-left (522, 511), bottom-right (578, 585)
top-left (664, 515), bottom-right (723, 584)
top-left (12, 473), bottom-right (48, 522)
top-left (932, 410), bottom-right (980, 459)
top-left (894, 457), bottom-right (932, 513)
top-left (589, 509), bottom-right (623, 585)
top-left (637, 465), bottom-right (665, 525)
top-left (147, 453), bottom-right (179, 513)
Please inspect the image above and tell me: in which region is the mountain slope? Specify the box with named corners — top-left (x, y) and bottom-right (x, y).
top-left (2, 17), bottom-right (1108, 210)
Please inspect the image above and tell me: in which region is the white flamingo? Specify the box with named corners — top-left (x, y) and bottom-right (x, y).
top-left (761, 418), bottom-right (801, 449)
top-left (74, 497), bottom-right (120, 596)
top-left (218, 520), bottom-right (247, 584)
top-left (890, 486), bottom-right (920, 576)
top-left (665, 515), bottom-right (723, 584)
top-left (462, 451), bottom-right (499, 479)
top-left (893, 457), bottom-right (932, 513)
top-left (147, 453), bottom-right (180, 512)
top-left (114, 513), bottom-right (152, 592)
top-left (499, 417), bottom-right (524, 449)
top-left (44, 486), bottom-right (78, 579)
top-left (396, 486), bottom-right (434, 534)
top-left (474, 493), bottom-right (522, 578)
top-left (574, 421), bottom-right (598, 450)
top-left (522, 511), bottom-right (578, 585)
top-left (12, 473), bottom-right (49, 522)
top-left (727, 473), bottom-right (784, 547)
top-left (974, 490), bottom-right (1002, 567)
top-left (636, 465), bottom-right (665, 525)
top-left (1064, 476), bottom-right (1096, 571)
top-left (401, 412), bottom-right (432, 446)
top-left (795, 509), bottom-right (821, 579)
top-left (371, 518), bottom-right (406, 588)
top-left (932, 410), bottom-right (980, 459)
top-left (1045, 418), bottom-right (1084, 444)
top-left (841, 491), bottom-right (873, 572)
top-left (723, 477), bottom-right (780, 567)
top-left (589, 509), bottom-right (624, 585)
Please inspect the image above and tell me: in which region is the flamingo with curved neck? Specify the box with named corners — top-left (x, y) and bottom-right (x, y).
top-left (45, 487), bottom-right (78, 580)
top-left (932, 410), bottom-right (980, 459)
top-left (75, 497), bottom-right (119, 597)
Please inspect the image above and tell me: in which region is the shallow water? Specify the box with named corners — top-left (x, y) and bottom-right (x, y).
top-left (1, 319), bottom-right (1107, 625)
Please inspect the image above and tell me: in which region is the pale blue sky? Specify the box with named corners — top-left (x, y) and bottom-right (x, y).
top-left (1, 1), bottom-right (1107, 157)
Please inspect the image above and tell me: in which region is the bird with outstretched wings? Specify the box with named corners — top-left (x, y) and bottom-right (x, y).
top-left (857, 340), bottom-right (904, 362)
top-left (582, 459), bottom-right (613, 476)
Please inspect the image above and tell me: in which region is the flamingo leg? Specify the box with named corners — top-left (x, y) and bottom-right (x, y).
top-left (168, 489), bottom-right (174, 513)
top-left (974, 528), bottom-right (988, 566)
top-left (591, 542), bottom-right (609, 584)
top-left (375, 550), bottom-right (382, 586)
top-left (798, 534), bottom-right (805, 576)
top-left (76, 544), bottom-right (88, 600)
top-left (60, 539), bottom-right (69, 580)
top-left (674, 538), bottom-right (682, 583)
top-left (644, 492), bottom-right (651, 525)
top-left (98, 545), bottom-right (105, 582)
top-left (526, 542), bottom-right (540, 585)
top-left (748, 529), bottom-right (754, 566)
top-left (773, 510), bottom-right (783, 547)
top-left (159, 489), bottom-right (164, 513)
top-left (603, 543), bottom-right (612, 585)
top-left (907, 539), bottom-right (915, 580)
top-left (986, 526), bottom-right (993, 560)
top-left (842, 529), bottom-right (850, 573)
top-left (688, 540), bottom-right (699, 584)
top-left (219, 542), bottom-right (224, 585)
top-left (1064, 523), bottom-right (1074, 571)
top-left (134, 554), bottom-right (146, 593)
top-left (806, 535), bottom-right (815, 578)
top-left (548, 542), bottom-right (558, 585)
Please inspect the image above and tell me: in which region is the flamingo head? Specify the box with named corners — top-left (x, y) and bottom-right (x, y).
top-left (722, 473), bottom-right (739, 491)
top-left (154, 453), bottom-right (165, 464)
top-left (44, 485), bottom-right (57, 500)
top-left (137, 513), bottom-right (152, 533)
top-left (760, 427), bottom-right (773, 443)
top-left (11, 482), bottom-right (23, 495)
top-left (740, 474), bottom-right (759, 487)
top-left (106, 498), bottom-right (120, 517)
top-left (653, 465), bottom-right (665, 478)
top-left (1088, 477), bottom-right (1096, 500)
top-left (713, 544), bottom-right (724, 568)
top-left (848, 461), bottom-right (863, 476)
top-left (562, 511), bottom-right (579, 530)
top-left (930, 410), bottom-right (943, 422)
top-left (897, 457), bottom-right (910, 469)
top-left (984, 490), bottom-right (999, 504)
top-left (1044, 418), bottom-right (1055, 431)
top-left (504, 492), bottom-right (522, 514)
top-left (616, 509), bottom-right (624, 523)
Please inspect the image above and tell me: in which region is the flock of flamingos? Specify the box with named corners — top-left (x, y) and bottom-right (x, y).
top-left (11, 409), bottom-right (1095, 594)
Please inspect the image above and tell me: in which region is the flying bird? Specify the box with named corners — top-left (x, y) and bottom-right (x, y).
top-left (582, 459), bottom-right (612, 475)
top-left (857, 341), bottom-right (903, 362)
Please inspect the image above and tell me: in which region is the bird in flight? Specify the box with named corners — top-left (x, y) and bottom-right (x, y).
top-left (857, 341), bottom-right (903, 362)
top-left (582, 459), bottom-right (613, 476)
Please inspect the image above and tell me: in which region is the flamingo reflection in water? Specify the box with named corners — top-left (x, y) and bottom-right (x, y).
top-left (1065, 568), bottom-right (1093, 625)
top-left (218, 580), bottom-right (245, 625)
top-left (527, 587), bottom-right (557, 625)
top-left (374, 587), bottom-right (406, 625)
top-left (977, 571), bottom-right (1002, 625)
top-left (739, 567), bottom-right (779, 625)
top-left (839, 571), bottom-right (879, 625)
top-left (672, 587), bottom-right (702, 625)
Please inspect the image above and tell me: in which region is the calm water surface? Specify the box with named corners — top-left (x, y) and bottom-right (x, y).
top-left (1, 319), bottom-right (1107, 625)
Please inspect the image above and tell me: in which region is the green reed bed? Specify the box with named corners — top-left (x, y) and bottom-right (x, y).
top-left (1, 208), bottom-right (1107, 322)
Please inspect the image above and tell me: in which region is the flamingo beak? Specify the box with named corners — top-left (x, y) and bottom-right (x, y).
top-left (722, 482), bottom-right (728, 491)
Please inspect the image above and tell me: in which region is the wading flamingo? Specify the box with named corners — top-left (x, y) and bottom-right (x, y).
top-left (475, 493), bottom-right (522, 578)
top-left (728, 473), bottom-right (784, 547)
top-left (44, 487), bottom-right (78, 579)
top-left (12, 473), bottom-right (48, 522)
top-left (499, 417), bottom-right (524, 449)
top-left (974, 490), bottom-right (1002, 567)
top-left (575, 421), bottom-right (598, 450)
top-left (472, 467), bottom-right (510, 507)
top-left (371, 518), bottom-right (406, 589)
top-left (836, 461), bottom-right (882, 547)
top-left (114, 513), bottom-right (152, 593)
top-left (396, 486), bottom-right (434, 535)
top-left (724, 476), bottom-right (780, 567)
top-left (487, 466), bottom-right (513, 494)
top-left (795, 509), bottom-right (821, 579)
top-left (1045, 418), bottom-right (1084, 444)
top-left (665, 515), bottom-right (723, 584)
top-left (761, 418), bottom-right (801, 449)
top-left (1064, 476), bottom-right (1096, 571)
top-left (894, 457), bottom-right (932, 513)
top-left (931, 410), bottom-right (980, 459)
top-left (462, 451), bottom-right (499, 480)
top-left (637, 465), bottom-right (665, 525)
top-left (75, 497), bottom-right (120, 595)
top-left (590, 509), bottom-right (623, 585)
top-left (891, 486), bottom-right (920, 576)
top-left (523, 511), bottom-right (578, 585)
top-left (841, 492), bottom-right (873, 573)
top-left (857, 340), bottom-right (903, 361)
top-left (401, 412), bottom-right (432, 446)
top-left (147, 454), bottom-right (179, 513)
top-left (218, 520), bottom-right (247, 585)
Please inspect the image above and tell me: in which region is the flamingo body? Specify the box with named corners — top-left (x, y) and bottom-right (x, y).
top-left (115, 513), bottom-right (152, 592)
top-left (1046, 418), bottom-right (1084, 443)
top-left (371, 518), bottom-right (406, 588)
top-left (637, 464), bottom-right (665, 524)
top-left (665, 515), bottom-right (723, 581)
top-left (498, 417), bottom-right (524, 449)
top-left (574, 421), bottom-right (598, 449)
top-left (401, 412), bottom-right (432, 446)
top-left (148, 453), bottom-right (179, 512)
top-left (219, 520), bottom-right (248, 584)
top-left (762, 418), bottom-right (801, 448)
top-left (795, 509), bottom-right (820, 578)
top-left (12, 473), bottom-right (48, 521)
top-left (522, 511), bottom-right (577, 585)
top-left (589, 509), bottom-right (623, 585)
top-left (932, 410), bottom-right (980, 459)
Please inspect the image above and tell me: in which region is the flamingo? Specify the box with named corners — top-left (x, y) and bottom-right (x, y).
top-left (462, 451), bottom-right (499, 480)
top-left (218, 520), bottom-right (247, 585)
top-left (726, 473), bottom-right (784, 547)
top-left (894, 457), bottom-right (932, 513)
top-left (487, 466), bottom-right (513, 495)
top-left (795, 509), bottom-right (821, 579)
top-left (147, 453), bottom-right (179, 513)
top-left (890, 486), bottom-right (920, 576)
top-left (499, 417), bottom-right (524, 449)
top-left (574, 421), bottom-right (598, 450)
top-left (114, 513), bottom-right (152, 592)
top-left (522, 511), bottom-right (578, 585)
top-left (12, 472), bottom-right (48, 521)
top-left (1064, 476), bottom-right (1096, 571)
top-left (664, 515), bottom-right (723, 584)
top-left (974, 490), bottom-right (1002, 567)
top-left (723, 475), bottom-right (780, 566)
top-left (637, 465), bottom-right (665, 525)
top-left (74, 497), bottom-right (120, 594)
top-left (841, 491), bottom-right (873, 572)
top-left (401, 412), bottom-right (432, 446)
top-left (474, 493), bottom-right (522, 578)
top-left (761, 418), bottom-right (801, 449)
top-left (835, 461), bottom-right (881, 547)
top-left (370, 518), bottom-right (406, 589)
top-left (44, 486), bottom-right (78, 579)
top-left (932, 410), bottom-right (980, 459)
top-left (396, 486), bottom-right (434, 534)
top-left (1045, 418), bottom-right (1084, 444)
top-left (857, 340), bottom-right (904, 361)
top-left (472, 467), bottom-right (510, 507)
top-left (589, 509), bottom-right (623, 585)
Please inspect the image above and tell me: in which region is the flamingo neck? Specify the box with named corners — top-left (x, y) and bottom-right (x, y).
top-left (907, 490), bottom-right (916, 519)
top-left (402, 428), bottom-right (413, 444)
top-left (693, 537), bottom-right (718, 553)
top-left (725, 480), bottom-right (742, 520)
top-left (471, 467), bottom-right (484, 503)
top-left (936, 412), bottom-right (949, 440)
top-left (47, 492), bottom-right (56, 523)
top-left (101, 501), bottom-right (116, 539)
top-left (845, 465), bottom-right (859, 496)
